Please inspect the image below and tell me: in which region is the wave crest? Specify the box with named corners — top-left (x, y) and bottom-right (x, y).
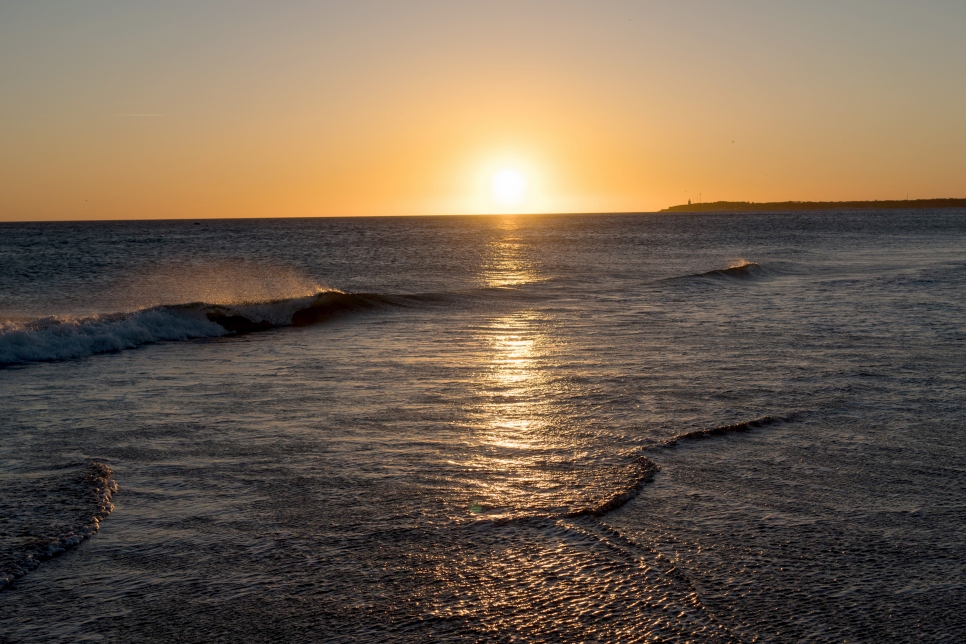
top-left (656, 414), bottom-right (794, 449)
top-left (480, 415), bottom-right (796, 526)
top-left (0, 291), bottom-right (398, 366)
top-left (563, 456), bottom-right (661, 518)
top-left (692, 260), bottom-right (765, 279)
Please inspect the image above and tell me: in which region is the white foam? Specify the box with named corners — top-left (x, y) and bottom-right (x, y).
top-left (0, 308), bottom-right (227, 365)
top-left (0, 463), bottom-right (118, 591)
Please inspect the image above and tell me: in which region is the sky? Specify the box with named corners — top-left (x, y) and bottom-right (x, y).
top-left (1, 0), bottom-right (965, 221)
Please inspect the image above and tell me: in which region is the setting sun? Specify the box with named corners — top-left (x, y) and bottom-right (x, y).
top-left (490, 168), bottom-right (528, 209)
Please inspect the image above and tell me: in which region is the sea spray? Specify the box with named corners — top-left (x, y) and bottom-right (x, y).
top-left (0, 291), bottom-right (401, 365)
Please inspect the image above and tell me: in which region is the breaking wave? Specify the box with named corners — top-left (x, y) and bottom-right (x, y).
top-left (0, 463), bottom-right (117, 592)
top-left (0, 291), bottom-right (401, 366)
top-left (685, 260), bottom-right (766, 280)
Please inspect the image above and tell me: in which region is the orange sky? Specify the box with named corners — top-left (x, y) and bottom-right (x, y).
top-left (1, 1), bottom-right (965, 221)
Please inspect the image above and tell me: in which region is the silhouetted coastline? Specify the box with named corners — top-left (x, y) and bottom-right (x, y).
top-left (662, 198), bottom-right (966, 212)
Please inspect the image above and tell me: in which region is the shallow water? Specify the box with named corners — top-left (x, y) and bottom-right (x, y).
top-left (1, 211), bottom-right (964, 641)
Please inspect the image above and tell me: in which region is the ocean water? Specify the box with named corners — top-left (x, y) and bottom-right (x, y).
top-left (0, 211), bottom-right (964, 642)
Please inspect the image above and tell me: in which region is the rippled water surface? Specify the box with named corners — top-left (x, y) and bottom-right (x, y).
top-left (1, 212), bottom-right (964, 642)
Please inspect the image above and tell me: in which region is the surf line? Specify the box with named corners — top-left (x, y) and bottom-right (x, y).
top-left (656, 414), bottom-right (797, 450)
top-left (476, 413), bottom-right (800, 526)
top-left (0, 463), bottom-right (118, 593)
top-left (571, 413), bottom-right (800, 519)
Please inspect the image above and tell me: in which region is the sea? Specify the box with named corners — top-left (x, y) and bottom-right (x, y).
top-left (0, 211), bottom-right (964, 642)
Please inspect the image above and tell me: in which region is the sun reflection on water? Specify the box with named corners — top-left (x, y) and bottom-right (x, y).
top-left (477, 313), bottom-right (550, 452)
top-left (480, 217), bottom-right (540, 289)
top-left (458, 218), bottom-right (580, 518)
top-left (422, 218), bottom-right (698, 638)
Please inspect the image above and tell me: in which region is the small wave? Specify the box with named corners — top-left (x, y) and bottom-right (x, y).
top-left (684, 260), bottom-right (766, 280)
top-left (477, 415), bottom-right (796, 526)
top-left (0, 463), bottom-right (117, 592)
top-left (560, 415), bottom-right (791, 518)
top-left (566, 414), bottom-right (797, 518)
top-left (656, 414), bottom-right (794, 449)
top-left (0, 291), bottom-right (400, 366)
top-left (563, 456), bottom-right (661, 518)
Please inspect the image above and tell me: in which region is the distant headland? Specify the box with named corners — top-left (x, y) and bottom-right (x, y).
top-left (661, 198), bottom-right (966, 212)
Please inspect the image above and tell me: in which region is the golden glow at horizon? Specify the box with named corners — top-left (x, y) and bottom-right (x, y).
top-left (2, 4), bottom-right (963, 222)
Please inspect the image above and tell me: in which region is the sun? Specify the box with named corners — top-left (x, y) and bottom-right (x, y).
top-left (490, 168), bottom-right (528, 208)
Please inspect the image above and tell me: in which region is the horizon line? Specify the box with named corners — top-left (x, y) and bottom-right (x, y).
top-left (4, 201), bottom-right (966, 225)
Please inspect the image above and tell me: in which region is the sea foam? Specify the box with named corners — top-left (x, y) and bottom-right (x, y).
top-left (0, 463), bottom-right (117, 592)
top-left (0, 307), bottom-right (227, 365)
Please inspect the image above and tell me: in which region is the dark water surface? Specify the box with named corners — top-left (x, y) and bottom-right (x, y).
top-left (1, 212), bottom-right (964, 642)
